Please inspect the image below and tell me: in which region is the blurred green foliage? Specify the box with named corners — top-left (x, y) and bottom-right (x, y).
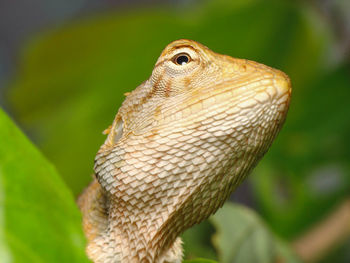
top-left (4, 0), bottom-right (350, 261)
top-left (0, 109), bottom-right (89, 262)
top-left (210, 203), bottom-right (300, 263)
top-left (183, 259), bottom-right (218, 263)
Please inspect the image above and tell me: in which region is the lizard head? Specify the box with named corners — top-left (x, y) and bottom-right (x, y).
top-left (93, 39), bottom-right (291, 262)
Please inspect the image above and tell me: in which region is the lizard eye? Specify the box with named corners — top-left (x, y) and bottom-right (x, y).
top-left (172, 53), bottom-right (191, 66)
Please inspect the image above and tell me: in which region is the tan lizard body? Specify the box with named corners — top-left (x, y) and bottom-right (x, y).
top-left (78, 39), bottom-right (291, 263)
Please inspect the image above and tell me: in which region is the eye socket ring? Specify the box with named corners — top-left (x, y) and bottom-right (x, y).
top-left (172, 53), bottom-right (191, 66)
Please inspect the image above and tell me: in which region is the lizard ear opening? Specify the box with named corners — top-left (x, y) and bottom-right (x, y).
top-left (105, 117), bottom-right (124, 146)
top-left (113, 118), bottom-right (124, 143)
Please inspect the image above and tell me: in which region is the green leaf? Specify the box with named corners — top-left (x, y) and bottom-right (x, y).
top-left (0, 108), bottom-right (89, 262)
top-left (210, 203), bottom-right (301, 263)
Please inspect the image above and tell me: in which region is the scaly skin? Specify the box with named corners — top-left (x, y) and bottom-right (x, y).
top-left (78, 39), bottom-right (291, 263)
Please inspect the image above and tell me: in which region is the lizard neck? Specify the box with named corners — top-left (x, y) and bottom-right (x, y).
top-left (107, 193), bottom-right (183, 263)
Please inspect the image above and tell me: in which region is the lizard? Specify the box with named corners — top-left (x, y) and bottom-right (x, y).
top-left (78, 39), bottom-right (292, 263)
